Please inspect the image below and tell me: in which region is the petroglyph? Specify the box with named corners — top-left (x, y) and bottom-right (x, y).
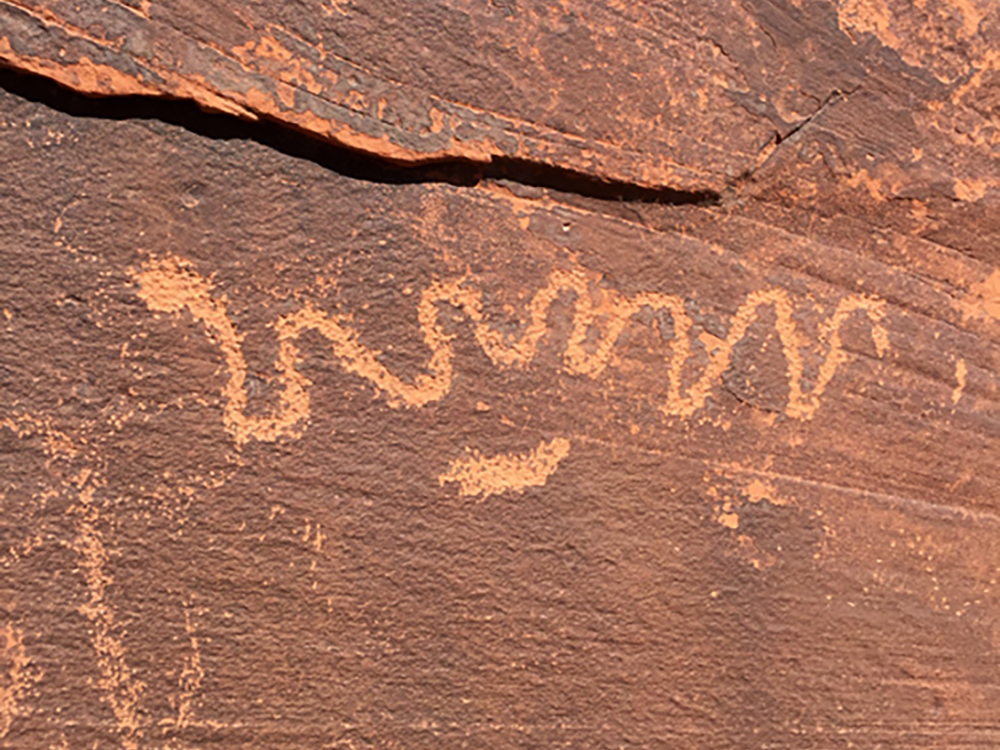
top-left (135, 253), bottom-right (890, 444)
top-left (135, 255), bottom-right (310, 445)
top-left (439, 437), bottom-right (572, 499)
top-left (0, 415), bottom-right (147, 750)
top-left (70, 472), bottom-right (145, 750)
top-left (174, 604), bottom-right (204, 731)
top-left (0, 623), bottom-right (29, 739)
top-left (953, 358), bottom-right (968, 405)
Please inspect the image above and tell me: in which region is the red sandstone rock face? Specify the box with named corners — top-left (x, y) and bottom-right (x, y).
top-left (0, 2), bottom-right (998, 749)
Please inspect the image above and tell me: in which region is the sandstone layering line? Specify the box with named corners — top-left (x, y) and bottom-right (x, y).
top-left (135, 254), bottom-right (889, 445)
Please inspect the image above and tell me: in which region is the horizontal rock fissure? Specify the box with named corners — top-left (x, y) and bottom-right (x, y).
top-left (0, 64), bottom-right (720, 206)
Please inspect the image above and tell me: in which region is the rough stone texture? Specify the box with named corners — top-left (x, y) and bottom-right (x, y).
top-left (0, 1), bottom-right (998, 749)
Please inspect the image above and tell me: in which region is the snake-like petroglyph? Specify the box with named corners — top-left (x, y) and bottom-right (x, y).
top-left (135, 254), bottom-right (889, 445)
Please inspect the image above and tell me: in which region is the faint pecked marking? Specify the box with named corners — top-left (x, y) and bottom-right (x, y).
top-left (0, 411), bottom-right (231, 745)
top-left (175, 603), bottom-right (205, 731)
top-left (0, 623), bottom-right (29, 739)
top-left (135, 254), bottom-right (889, 444)
top-left (70, 471), bottom-right (145, 750)
top-left (1, 415), bottom-right (146, 750)
top-left (952, 358), bottom-right (967, 405)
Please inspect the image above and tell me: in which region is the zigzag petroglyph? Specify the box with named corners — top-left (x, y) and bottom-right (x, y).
top-left (135, 254), bottom-right (889, 445)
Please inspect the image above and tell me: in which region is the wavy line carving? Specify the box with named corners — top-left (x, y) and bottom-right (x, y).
top-left (135, 254), bottom-right (889, 444)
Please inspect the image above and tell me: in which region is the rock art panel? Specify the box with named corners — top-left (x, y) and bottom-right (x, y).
top-left (0, 2), bottom-right (998, 748)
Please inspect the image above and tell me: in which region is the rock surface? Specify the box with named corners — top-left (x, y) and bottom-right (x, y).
top-left (0, 2), bottom-right (998, 749)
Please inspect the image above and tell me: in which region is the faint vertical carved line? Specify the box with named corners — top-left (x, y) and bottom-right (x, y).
top-left (175, 603), bottom-right (204, 730)
top-left (0, 622), bottom-right (29, 738)
top-left (70, 474), bottom-right (145, 750)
